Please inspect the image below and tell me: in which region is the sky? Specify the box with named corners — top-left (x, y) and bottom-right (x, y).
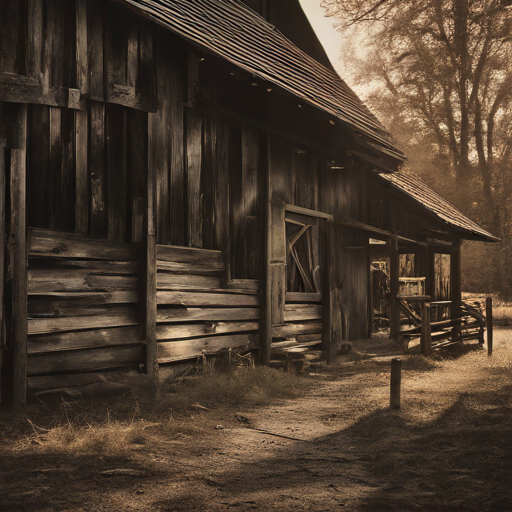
top-left (298, 0), bottom-right (346, 74)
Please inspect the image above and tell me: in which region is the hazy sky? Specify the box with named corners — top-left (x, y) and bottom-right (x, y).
top-left (298, 0), bottom-right (345, 74)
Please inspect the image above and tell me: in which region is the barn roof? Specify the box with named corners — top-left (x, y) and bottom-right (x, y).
top-left (376, 172), bottom-right (499, 243)
top-left (119, 0), bottom-right (405, 161)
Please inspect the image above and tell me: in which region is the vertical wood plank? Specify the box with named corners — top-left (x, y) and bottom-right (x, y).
top-left (214, 118), bottom-right (229, 283)
top-left (127, 21), bottom-right (138, 88)
top-left (389, 236), bottom-right (400, 339)
top-left (75, 108), bottom-right (89, 233)
top-left (0, 145), bottom-right (5, 355)
top-left (48, 107), bottom-right (62, 229)
top-left (186, 109), bottom-right (202, 247)
top-left (270, 201), bottom-right (286, 325)
top-left (27, 0), bottom-right (43, 80)
top-left (9, 104), bottom-right (28, 408)
top-left (106, 104), bottom-right (127, 242)
top-left (169, 58), bottom-right (186, 246)
top-left (146, 118), bottom-right (158, 379)
top-left (87, 0), bottom-right (105, 100)
top-left (90, 101), bottom-right (106, 238)
top-left (76, 0), bottom-right (88, 94)
top-left (259, 134), bottom-right (272, 365)
top-left (201, 117), bottom-right (215, 249)
top-left (127, 109), bottom-right (147, 243)
top-left (420, 303), bottom-right (432, 356)
top-left (27, 105), bottom-right (51, 228)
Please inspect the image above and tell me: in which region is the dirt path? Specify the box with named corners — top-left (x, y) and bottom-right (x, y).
top-left (1, 331), bottom-right (511, 511)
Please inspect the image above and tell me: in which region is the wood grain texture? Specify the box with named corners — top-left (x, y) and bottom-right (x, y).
top-left (272, 322), bottom-right (322, 338)
top-left (29, 228), bottom-right (137, 260)
top-left (90, 101), bottom-right (106, 237)
top-left (286, 292), bottom-right (322, 303)
top-left (28, 325), bottom-right (142, 354)
top-left (28, 306), bottom-right (139, 335)
top-left (186, 108), bottom-right (203, 247)
top-left (157, 321), bottom-right (259, 341)
top-left (28, 345), bottom-right (144, 375)
top-left (157, 334), bottom-right (257, 363)
top-left (156, 260), bottom-right (224, 275)
top-left (107, 104), bottom-right (128, 242)
top-left (157, 291), bottom-right (259, 307)
top-left (283, 304), bottom-right (322, 322)
top-left (157, 307), bottom-right (259, 323)
top-left (157, 244), bottom-right (222, 265)
top-left (157, 273), bottom-right (220, 290)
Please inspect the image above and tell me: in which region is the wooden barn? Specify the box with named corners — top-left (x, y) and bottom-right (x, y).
top-left (0, 0), bottom-right (498, 408)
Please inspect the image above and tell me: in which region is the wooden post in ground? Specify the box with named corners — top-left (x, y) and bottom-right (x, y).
top-left (486, 296), bottom-right (493, 356)
top-left (420, 302), bottom-right (432, 356)
top-left (450, 238), bottom-right (462, 342)
top-left (390, 358), bottom-right (401, 409)
top-left (389, 236), bottom-right (400, 339)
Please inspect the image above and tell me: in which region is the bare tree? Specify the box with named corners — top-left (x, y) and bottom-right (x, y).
top-left (322, 0), bottom-right (512, 232)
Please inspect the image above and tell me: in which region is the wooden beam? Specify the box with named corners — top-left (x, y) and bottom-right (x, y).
top-left (450, 238), bottom-right (462, 341)
top-left (146, 114), bottom-right (158, 379)
top-left (389, 236), bottom-right (400, 340)
top-left (259, 138), bottom-right (272, 365)
top-left (8, 105), bottom-right (28, 408)
top-left (321, 219), bottom-right (334, 362)
top-left (0, 73), bottom-right (82, 109)
top-left (270, 202), bottom-right (286, 325)
top-left (285, 204), bottom-right (333, 221)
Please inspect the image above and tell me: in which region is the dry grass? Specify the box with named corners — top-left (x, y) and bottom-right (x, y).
top-left (12, 365), bottom-right (310, 457)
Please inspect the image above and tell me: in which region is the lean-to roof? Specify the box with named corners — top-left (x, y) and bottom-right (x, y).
top-left (119, 0), bottom-right (405, 161)
top-left (376, 172), bottom-right (499, 243)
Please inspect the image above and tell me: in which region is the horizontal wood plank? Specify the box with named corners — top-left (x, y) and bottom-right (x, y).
top-left (28, 292), bottom-right (138, 314)
top-left (156, 321), bottom-right (259, 341)
top-left (157, 273), bottom-right (220, 290)
top-left (28, 307), bottom-right (139, 334)
top-left (157, 260), bottom-right (224, 275)
top-left (29, 271), bottom-right (138, 294)
top-left (157, 244), bottom-right (223, 266)
top-left (283, 304), bottom-right (323, 322)
top-left (285, 292), bottom-right (322, 303)
top-left (157, 291), bottom-right (259, 307)
top-left (28, 345), bottom-right (144, 375)
top-left (272, 322), bottom-right (323, 338)
top-left (28, 259), bottom-right (138, 274)
top-left (28, 373), bottom-right (106, 392)
top-left (157, 334), bottom-right (257, 363)
top-left (29, 228), bottom-right (137, 260)
top-left (227, 279), bottom-right (259, 291)
top-left (157, 307), bottom-right (259, 323)
top-left (28, 326), bottom-right (143, 354)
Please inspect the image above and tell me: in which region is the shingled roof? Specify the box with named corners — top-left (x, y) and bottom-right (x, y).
top-left (376, 172), bottom-right (499, 242)
top-left (119, 0), bottom-right (405, 161)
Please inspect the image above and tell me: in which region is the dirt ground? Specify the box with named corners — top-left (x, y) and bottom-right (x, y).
top-left (1, 330), bottom-right (511, 512)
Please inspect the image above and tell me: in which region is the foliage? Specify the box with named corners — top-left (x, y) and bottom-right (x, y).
top-left (322, 0), bottom-right (512, 297)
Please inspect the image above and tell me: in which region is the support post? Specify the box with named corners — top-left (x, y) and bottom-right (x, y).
top-left (420, 302), bottom-right (432, 356)
top-left (389, 236), bottom-right (400, 339)
top-left (259, 138), bottom-right (272, 365)
top-left (321, 219), bottom-right (334, 363)
top-left (450, 238), bottom-right (462, 342)
top-left (486, 296), bottom-right (493, 356)
top-left (145, 118), bottom-right (158, 379)
top-left (2, 103), bottom-right (28, 409)
top-left (390, 358), bottom-right (401, 409)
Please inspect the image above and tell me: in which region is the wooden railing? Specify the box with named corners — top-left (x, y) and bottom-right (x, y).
top-left (400, 297), bottom-right (489, 355)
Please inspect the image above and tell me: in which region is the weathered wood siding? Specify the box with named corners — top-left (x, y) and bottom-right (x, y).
top-left (332, 225), bottom-right (370, 341)
top-left (27, 229), bottom-right (144, 375)
top-left (156, 245), bottom-right (258, 363)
